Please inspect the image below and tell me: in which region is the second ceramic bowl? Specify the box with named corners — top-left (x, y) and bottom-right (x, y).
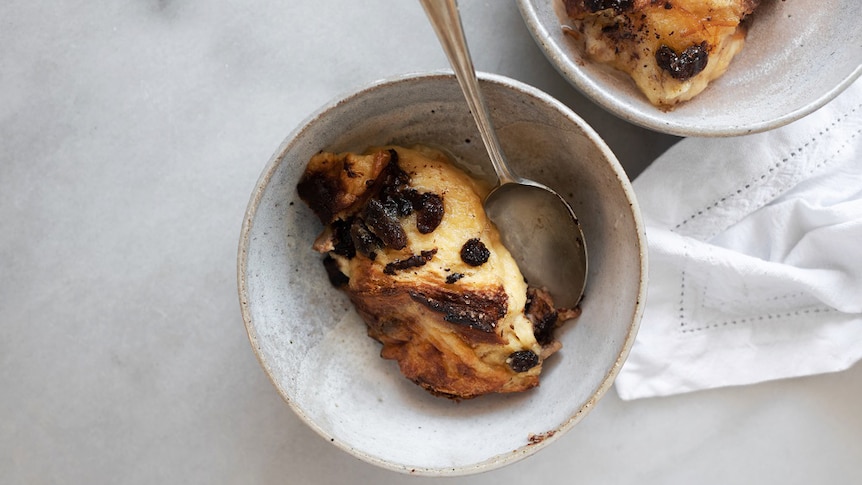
top-left (518, 0), bottom-right (862, 137)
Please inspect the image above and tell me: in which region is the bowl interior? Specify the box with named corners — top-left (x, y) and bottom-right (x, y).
top-left (518, 0), bottom-right (862, 137)
top-left (238, 73), bottom-right (645, 475)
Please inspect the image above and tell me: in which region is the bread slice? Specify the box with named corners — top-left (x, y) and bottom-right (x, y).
top-left (297, 145), bottom-right (578, 399)
top-left (562, 0), bottom-right (760, 108)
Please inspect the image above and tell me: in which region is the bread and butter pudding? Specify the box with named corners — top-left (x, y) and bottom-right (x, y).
top-left (297, 145), bottom-right (579, 399)
top-left (560, 0), bottom-right (761, 109)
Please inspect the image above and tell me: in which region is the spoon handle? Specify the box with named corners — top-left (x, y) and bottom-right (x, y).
top-left (419, 0), bottom-right (517, 185)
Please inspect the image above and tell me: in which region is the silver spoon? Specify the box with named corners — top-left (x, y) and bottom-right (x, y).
top-left (420, 0), bottom-right (587, 307)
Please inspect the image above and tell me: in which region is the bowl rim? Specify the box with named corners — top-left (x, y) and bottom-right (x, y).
top-left (236, 70), bottom-right (648, 476)
top-left (516, 0), bottom-right (862, 137)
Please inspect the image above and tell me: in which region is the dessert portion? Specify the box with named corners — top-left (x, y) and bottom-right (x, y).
top-left (297, 145), bottom-right (579, 399)
top-left (560, 0), bottom-right (761, 109)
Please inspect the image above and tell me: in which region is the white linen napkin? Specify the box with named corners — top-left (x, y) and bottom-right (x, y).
top-left (615, 78), bottom-right (862, 400)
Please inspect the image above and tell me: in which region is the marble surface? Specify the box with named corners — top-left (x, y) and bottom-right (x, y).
top-left (2, 1), bottom-right (859, 483)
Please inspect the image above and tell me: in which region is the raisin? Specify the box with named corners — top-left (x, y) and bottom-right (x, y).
top-left (363, 198), bottom-right (407, 250)
top-left (508, 350), bottom-right (539, 372)
top-left (384, 149), bottom-right (409, 187)
top-left (383, 249), bottom-right (437, 275)
top-left (525, 287), bottom-right (559, 346)
top-left (532, 309), bottom-right (559, 346)
top-left (655, 42), bottom-right (709, 80)
top-left (379, 184), bottom-right (414, 218)
top-left (445, 273), bottom-right (464, 284)
top-left (296, 171), bottom-right (341, 224)
top-left (585, 0), bottom-right (634, 13)
top-left (389, 191), bottom-right (415, 217)
top-left (322, 255), bottom-right (349, 287)
top-left (460, 238), bottom-right (490, 266)
top-left (415, 192), bottom-right (444, 234)
top-left (330, 219), bottom-right (356, 259)
top-left (349, 219), bottom-right (381, 260)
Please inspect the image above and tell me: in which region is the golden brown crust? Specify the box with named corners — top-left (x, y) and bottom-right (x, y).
top-left (297, 145), bottom-right (579, 399)
top-left (561, 0), bottom-right (761, 108)
top-left (296, 149), bottom-right (392, 224)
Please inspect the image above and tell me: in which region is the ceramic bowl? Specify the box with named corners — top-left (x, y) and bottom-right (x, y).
top-left (237, 72), bottom-right (646, 475)
top-left (517, 0), bottom-right (862, 137)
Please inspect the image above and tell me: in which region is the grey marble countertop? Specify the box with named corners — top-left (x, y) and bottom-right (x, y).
top-left (3, 1), bottom-right (860, 483)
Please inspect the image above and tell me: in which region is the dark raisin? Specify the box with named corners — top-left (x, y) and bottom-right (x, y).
top-left (508, 350), bottom-right (539, 372)
top-left (296, 171), bottom-right (341, 224)
top-left (349, 219), bottom-right (381, 260)
top-left (330, 219), bottom-right (356, 259)
top-left (584, 0), bottom-right (634, 13)
top-left (525, 288), bottom-right (559, 346)
top-left (383, 249), bottom-right (437, 275)
top-left (379, 183), bottom-right (415, 217)
top-left (322, 255), bottom-right (349, 287)
top-left (390, 191), bottom-right (415, 217)
top-left (445, 272), bottom-right (464, 284)
top-left (415, 192), bottom-right (444, 234)
top-left (532, 309), bottom-right (559, 346)
top-left (363, 198), bottom-right (407, 250)
top-left (460, 238), bottom-right (490, 266)
top-left (655, 42), bottom-right (709, 80)
top-left (380, 196), bottom-right (404, 220)
top-left (385, 149), bottom-right (410, 186)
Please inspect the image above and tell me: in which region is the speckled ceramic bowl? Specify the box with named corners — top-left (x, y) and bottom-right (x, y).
top-left (518, 0), bottom-right (862, 137)
top-left (237, 72), bottom-right (646, 475)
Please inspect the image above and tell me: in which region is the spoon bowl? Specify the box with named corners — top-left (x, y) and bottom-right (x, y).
top-left (421, 0), bottom-right (587, 306)
top-left (485, 183), bottom-right (586, 307)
